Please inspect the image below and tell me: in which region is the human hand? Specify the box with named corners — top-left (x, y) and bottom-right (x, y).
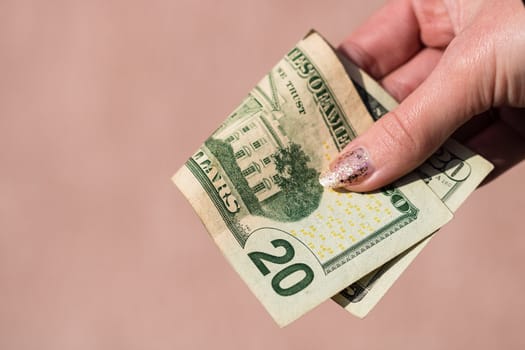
top-left (319, 0), bottom-right (525, 191)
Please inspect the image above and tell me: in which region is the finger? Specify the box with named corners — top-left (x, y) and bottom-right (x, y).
top-left (380, 47), bottom-right (443, 101)
top-left (339, 0), bottom-right (421, 79)
top-left (411, 0), bottom-right (456, 47)
top-left (319, 45), bottom-right (489, 192)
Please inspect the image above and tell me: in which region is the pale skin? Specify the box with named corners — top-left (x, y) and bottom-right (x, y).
top-left (333, 0), bottom-right (525, 191)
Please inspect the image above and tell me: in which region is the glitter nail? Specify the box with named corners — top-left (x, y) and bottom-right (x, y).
top-left (319, 147), bottom-right (372, 189)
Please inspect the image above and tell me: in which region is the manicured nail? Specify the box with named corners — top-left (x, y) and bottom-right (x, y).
top-left (319, 147), bottom-right (373, 189)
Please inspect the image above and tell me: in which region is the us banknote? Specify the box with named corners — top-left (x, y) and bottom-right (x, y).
top-left (332, 58), bottom-right (494, 318)
top-left (173, 32), bottom-right (453, 326)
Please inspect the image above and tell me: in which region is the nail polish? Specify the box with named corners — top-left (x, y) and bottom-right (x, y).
top-left (319, 147), bottom-right (372, 189)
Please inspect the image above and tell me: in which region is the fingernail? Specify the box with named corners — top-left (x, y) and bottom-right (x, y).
top-left (319, 147), bottom-right (373, 189)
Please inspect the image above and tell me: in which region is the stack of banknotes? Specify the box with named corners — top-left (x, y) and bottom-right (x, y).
top-left (173, 31), bottom-right (493, 326)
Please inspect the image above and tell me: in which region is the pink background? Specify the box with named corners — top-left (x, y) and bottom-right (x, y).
top-left (1, 1), bottom-right (525, 349)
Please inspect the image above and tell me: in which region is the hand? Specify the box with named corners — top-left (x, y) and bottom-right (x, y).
top-left (319, 0), bottom-right (525, 191)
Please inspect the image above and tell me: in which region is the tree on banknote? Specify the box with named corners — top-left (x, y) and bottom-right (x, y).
top-left (271, 142), bottom-right (322, 221)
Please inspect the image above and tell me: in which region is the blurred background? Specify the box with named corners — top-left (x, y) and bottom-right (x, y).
top-left (1, 0), bottom-right (525, 349)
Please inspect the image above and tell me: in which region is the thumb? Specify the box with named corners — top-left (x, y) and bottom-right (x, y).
top-left (319, 47), bottom-right (490, 192)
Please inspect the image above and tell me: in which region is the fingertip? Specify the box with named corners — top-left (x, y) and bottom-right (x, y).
top-left (318, 146), bottom-right (377, 191)
top-left (339, 0), bottom-right (421, 79)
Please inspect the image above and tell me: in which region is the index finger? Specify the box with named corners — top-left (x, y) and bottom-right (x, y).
top-left (339, 0), bottom-right (421, 79)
